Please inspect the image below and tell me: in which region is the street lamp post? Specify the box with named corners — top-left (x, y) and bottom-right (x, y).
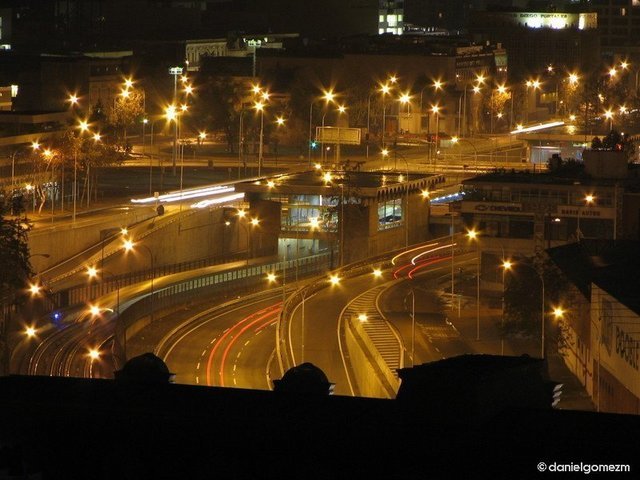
top-left (126, 241), bottom-right (155, 323)
top-left (577, 194), bottom-right (595, 240)
top-left (409, 287), bottom-right (416, 366)
top-left (505, 261), bottom-right (546, 358)
top-left (258, 104), bottom-right (264, 176)
top-left (466, 229), bottom-right (481, 341)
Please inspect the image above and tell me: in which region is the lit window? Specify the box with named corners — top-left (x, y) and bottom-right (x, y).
top-left (387, 14), bottom-right (397, 27)
top-left (379, 28), bottom-right (384, 34)
top-left (379, 15), bottom-right (384, 22)
top-left (622, 8), bottom-right (627, 16)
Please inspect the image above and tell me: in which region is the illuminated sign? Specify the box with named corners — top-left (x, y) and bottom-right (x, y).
top-left (169, 67), bottom-right (183, 75)
top-left (556, 205), bottom-right (615, 219)
top-left (460, 202), bottom-right (525, 215)
top-left (492, 12), bottom-right (597, 30)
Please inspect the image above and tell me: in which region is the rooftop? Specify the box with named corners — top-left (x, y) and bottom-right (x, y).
top-left (547, 240), bottom-right (640, 315)
top-left (235, 170), bottom-right (443, 197)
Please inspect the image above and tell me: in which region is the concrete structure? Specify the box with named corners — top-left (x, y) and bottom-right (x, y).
top-left (0, 51), bottom-right (132, 115)
top-left (470, 8), bottom-right (600, 81)
top-left (258, 38), bottom-right (506, 136)
top-left (235, 170), bottom-right (445, 266)
top-left (453, 149), bottom-right (640, 257)
top-left (548, 240), bottom-right (640, 415)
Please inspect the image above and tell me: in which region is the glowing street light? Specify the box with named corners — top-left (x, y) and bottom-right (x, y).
top-left (86, 266), bottom-right (98, 278)
top-left (358, 313), bottom-right (368, 322)
top-left (88, 349), bottom-right (100, 360)
top-left (329, 274), bottom-right (340, 286)
top-left (28, 283), bottom-right (42, 296)
top-left (250, 218), bottom-right (260, 227)
top-left (123, 239), bottom-right (134, 251)
top-left (266, 272), bottom-right (277, 283)
top-left (309, 217), bottom-right (321, 229)
top-left (372, 268), bottom-right (383, 278)
top-left (553, 307), bottom-right (565, 319)
top-left (568, 73), bottom-right (579, 85)
top-left (466, 228), bottom-right (481, 340)
top-left (25, 326), bottom-right (37, 338)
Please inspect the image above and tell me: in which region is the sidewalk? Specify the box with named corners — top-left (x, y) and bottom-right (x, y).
top-left (446, 293), bottom-right (595, 411)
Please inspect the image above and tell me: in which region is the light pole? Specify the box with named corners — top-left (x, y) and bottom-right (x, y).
top-left (451, 136), bottom-right (479, 173)
top-left (409, 287), bottom-right (416, 366)
top-left (380, 83), bottom-right (392, 148)
top-left (507, 261), bottom-right (546, 358)
top-left (125, 240), bottom-right (154, 323)
top-left (430, 105), bottom-right (441, 170)
top-left (603, 109), bottom-right (614, 131)
top-left (239, 107), bottom-right (247, 178)
top-left (576, 194), bottom-right (595, 240)
top-left (500, 259), bottom-right (513, 355)
top-left (317, 90), bottom-right (336, 164)
top-left (169, 66), bottom-right (184, 175)
top-left (466, 229), bottom-right (481, 341)
top-left (72, 120), bottom-right (90, 223)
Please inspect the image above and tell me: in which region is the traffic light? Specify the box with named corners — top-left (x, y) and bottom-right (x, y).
top-left (310, 141), bottom-right (318, 149)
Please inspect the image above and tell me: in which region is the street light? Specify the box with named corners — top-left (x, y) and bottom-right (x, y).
top-left (254, 100), bottom-right (266, 176)
top-left (577, 194), bottom-right (595, 240)
top-left (505, 261), bottom-right (546, 358)
top-left (125, 240), bottom-right (155, 323)
top-left (500, 259), bottom-right (514, 355)
top-left (603, 109), bottom-right (614, 131)
top-left (72, 119), bottom-right (90, 223)
top-left (319, 90), bottom-right (337, 164)
top-left (466, 228), bottom-right (481, 341)
top-left (430, 104), bottom-right (441, 169)
top-left (379, 82), bottom-right (393, 148)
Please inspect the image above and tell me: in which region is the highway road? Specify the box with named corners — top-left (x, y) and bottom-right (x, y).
top-left (156, 290), bottom-right (285, 389)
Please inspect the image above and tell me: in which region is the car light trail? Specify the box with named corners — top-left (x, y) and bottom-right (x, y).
top-left (206, 303), bottom-right (281, 387)
top-left (130, 185), bottom-right (235, 204)
top-left (391, 242), bottom-right (439, 265)
top-left (190, 193), bottom-right (245, 209)
top-left (407, 256), bottom-right (451, 279)
top-left (218, 309), bottom-right (280, 387)
top-left (411, 243), bottom-right (455, 265)
top-left (510, 120), bottom-right (564, 134)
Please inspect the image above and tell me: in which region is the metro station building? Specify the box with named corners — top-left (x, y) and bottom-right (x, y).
top-left (234, 170), bottom-right (445, 266)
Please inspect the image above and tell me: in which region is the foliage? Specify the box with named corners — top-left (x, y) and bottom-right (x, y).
top-left (503, 255), bottom-right (569, 339)
top-left (0, 192), bottom-right (32, 298)
top-left (193, 75), bottom-right (243, 152)
top-left (108, 88), bottom-right (145, 142)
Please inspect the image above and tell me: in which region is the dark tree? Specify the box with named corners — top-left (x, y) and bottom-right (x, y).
top-left (0, 192), bottom-right (32, 373)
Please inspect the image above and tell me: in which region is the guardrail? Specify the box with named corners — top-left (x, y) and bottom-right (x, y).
top-left (276, 234), bottom-right (470, 378)
top-left (111, 252), bottom-right (333, 368)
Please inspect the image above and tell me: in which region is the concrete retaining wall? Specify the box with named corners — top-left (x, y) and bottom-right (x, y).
top-left (346, 315), bottom-right (399, 399)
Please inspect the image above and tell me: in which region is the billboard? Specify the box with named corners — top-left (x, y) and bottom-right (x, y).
top-left (316, 127), bottom-right (361, 145)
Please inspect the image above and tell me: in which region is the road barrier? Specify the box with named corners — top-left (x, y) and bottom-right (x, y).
top-left (111, 252), bottom-right (332, 368)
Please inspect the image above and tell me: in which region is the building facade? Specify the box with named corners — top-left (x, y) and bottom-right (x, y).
top-left (235, 170), bottom-right (444, 266)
